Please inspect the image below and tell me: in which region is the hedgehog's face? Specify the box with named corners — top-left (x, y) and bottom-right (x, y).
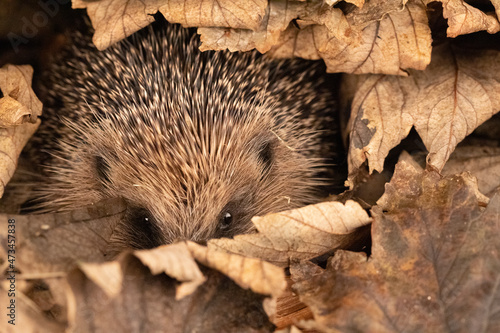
top-left (89, 120), bottom-right (321, 250)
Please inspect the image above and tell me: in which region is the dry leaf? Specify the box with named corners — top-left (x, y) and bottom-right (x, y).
top-left (134, 242), bottom-right (206, 299)
top-left (187, 241), bottom-right (286, 297)
top-left (269, 0), bottom-right (431, 75)
top-left (0, 64), bottom-right (41, 198)
top-left (0, 198), bottom-right (126, 274)
top-left (74, 0), bottom-right (267, 50)
top-left (430, 0), bottom-right (500, 37)
top-left (291, 159), bottom-right (500, 332)
top-left (199, 0), bottom-right (323, 53)
top-left (67, 258), bottom-right (274, 333)
top-left (346, 43), bottom-right (500, 187)
top-left (208, 200), bottom-right (371, 267)
top-left (0, 64), bottom-right (41, 126)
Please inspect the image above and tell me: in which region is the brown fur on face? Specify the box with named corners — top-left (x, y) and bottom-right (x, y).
top-left (29, 17), bottom-right (336, 250)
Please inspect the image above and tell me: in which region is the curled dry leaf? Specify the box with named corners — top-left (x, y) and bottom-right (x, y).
top-left (208, 200), bottom-right (371, 267)
top-left (291, 158), bottom-right (500, 332)
top-left (428, 0), bottom-right (500, 37)
top-left (134, 242), bottom-right (206, 299)
top-left (187, 241), bottom-right (286, 297)
top-left (74, 0), bottom-right (267, 50)
top-left (346, 43), bottom-right (500, 187)
top-left (0, 64), bottom-right (41, 198)
top-left (268, 0), bottom-right (432, 75)
top-left (0, 64), bottom-right (41, 126)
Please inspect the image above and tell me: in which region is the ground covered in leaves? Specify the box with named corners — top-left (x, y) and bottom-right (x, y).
top-left (1, 0), bottom-right (500, 332)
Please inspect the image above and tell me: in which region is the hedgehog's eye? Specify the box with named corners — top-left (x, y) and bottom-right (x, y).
top-left (125, 207), bottom-right (162, 249)
top-left (218, 211), bottom-right (233, 230)
top-left (129, 207), bottom-right (154, 224)
top-left (257, 140), bottom-right (273, 174)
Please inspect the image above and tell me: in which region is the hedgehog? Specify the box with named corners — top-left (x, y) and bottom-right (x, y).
top-left (25, 15), bottom-right (340, 250)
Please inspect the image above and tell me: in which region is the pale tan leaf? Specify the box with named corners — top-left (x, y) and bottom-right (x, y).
top-left (321, 1), bottom-right (431, 74)
top-left (346, 44), bottom-right (500, 186)
top-left (77, 261), bottom-right (122, 297)
top-left (74, 0), bottom-right (267, 50)
top-left (432, 0), bottom-right (500, 37)
top-left (134, 242), bottom-right (206, 299)
top-left (0, 64), bottom-right (41, 126)
top-left (346, 74), bottom-right (414, 177)
top-left (413, 46), bottom-right (500, 170)
top-left (199, 0), bottom-right (319, 53)
top-left (268, 1), bottom-right (431, 75)
top-left (0, 64), bottom-right (41, 198)
top-left (72, 0), bottom-right (161, 50)
top-left (267, 24), bottom-right (325, 59)
top-left (208, 200), bottom-right (371, 267)
top-left (187, 241), bottom-right (286, 297)
top-left (159, 0), bottom-right (267, 31)
top-left (267, 5), bottom-right (355, 59)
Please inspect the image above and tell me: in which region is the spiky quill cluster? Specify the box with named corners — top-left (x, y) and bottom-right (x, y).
top-left (28, 17), bottom-right (337, 249)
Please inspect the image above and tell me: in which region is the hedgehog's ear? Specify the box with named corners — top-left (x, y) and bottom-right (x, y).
top-left (257, 140), bottom-right (274, 174)
top-left (95, 155), bottom-right (112, 185)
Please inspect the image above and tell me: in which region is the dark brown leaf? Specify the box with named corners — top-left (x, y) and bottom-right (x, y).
top-left (292, 159), bottom-right (500, 332)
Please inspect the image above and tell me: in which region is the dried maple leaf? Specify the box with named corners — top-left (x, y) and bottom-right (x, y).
top-left (269, 0), bottom-right (431, 75)
top-left (208, 200), bottom-right (371, 267)
top-left (428, 0), bottom-right (500, 37)
top-left (0, 64), bottom-right (41, 198)
top-left (346, 43), bottom-right (500, 187)
top-left (74, 0), bottom-right (267, 50)
top-left (291, 158), bottom-right (500, 332)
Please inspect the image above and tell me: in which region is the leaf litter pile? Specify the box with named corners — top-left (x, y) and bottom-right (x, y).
top-left (1, 0), bottom-right (500, 332)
